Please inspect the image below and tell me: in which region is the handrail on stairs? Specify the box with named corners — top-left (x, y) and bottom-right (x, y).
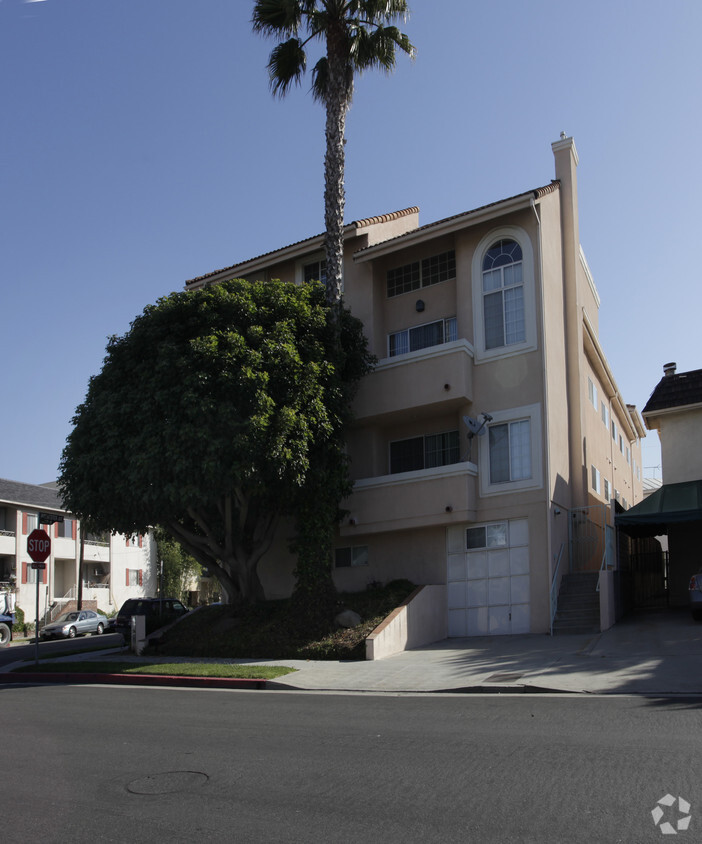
top-left (596, 550), bottom-right (607, 593)
top-left (550, 543), bottom-right (565, 637)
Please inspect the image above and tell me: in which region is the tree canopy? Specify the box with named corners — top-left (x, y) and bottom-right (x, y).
top-left (252, 0), bottom-right (414, 306)
top-left (59, 279), bottom-right (372, 604)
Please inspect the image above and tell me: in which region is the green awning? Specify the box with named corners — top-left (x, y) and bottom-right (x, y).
top-left (616, 480), bottom-right (702, 537)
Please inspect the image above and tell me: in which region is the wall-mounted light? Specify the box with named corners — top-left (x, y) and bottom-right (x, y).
top-left (444, 383), bottom-right (451, 391)
top-left (349, 517), bottom-right (357, 526)
top-left (445, 505), bottom-right (453, 513)
top-left (415, 299), bottom-right (425, 312)
top-left (554, 508), bottom-right (561, 516)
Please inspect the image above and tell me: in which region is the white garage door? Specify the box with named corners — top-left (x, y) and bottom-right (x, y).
top-left (447, 519), bottom-right (530, 636)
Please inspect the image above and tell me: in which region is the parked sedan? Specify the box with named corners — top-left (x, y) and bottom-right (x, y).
top-left (40, 610), bottom-right (108, 639)
top-left (689, 574), bottom-right (702, 620)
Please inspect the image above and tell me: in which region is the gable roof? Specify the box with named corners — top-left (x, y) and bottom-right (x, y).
top-left (185, 206), bottom-right (420, 287)
top-left (643, 368), bottom-right (702, 415)
top-left (184, 180), bottom-right (560, 287)
top-left (353, 182), bottom-right (560, 261)
top-left (0, 478), bottom-right (64, 512)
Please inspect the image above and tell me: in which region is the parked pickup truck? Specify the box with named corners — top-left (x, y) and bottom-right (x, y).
top-left (0, 590), bottom-right (16, 647)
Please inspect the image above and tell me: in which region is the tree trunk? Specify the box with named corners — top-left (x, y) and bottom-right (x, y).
top-left (77, 529), bottom-right (84, 610)
top-left (323, 29), bottom-right (349, 308)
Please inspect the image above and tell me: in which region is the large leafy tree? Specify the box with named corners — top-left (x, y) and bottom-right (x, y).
top-left (58, 279), bottom-right (371, 605)
top-left (252, 0), bottom-right (414, 307)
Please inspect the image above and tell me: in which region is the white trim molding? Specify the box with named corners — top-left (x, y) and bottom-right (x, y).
top-left (478, 402), bottom-right (544, 497)
top-left (471, 225), bottom-right (537, 363)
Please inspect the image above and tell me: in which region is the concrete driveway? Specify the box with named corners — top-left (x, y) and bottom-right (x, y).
top-left (267, 606), bottom-right (702, 695)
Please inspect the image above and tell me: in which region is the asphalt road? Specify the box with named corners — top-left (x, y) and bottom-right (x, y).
top-left (0, 632), bottom-right (123, 666)
top-left (4, 685), bottom-right (701, 842)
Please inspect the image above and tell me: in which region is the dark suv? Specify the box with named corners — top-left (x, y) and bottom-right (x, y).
top-left (108, 598), bottom-right (189, 637)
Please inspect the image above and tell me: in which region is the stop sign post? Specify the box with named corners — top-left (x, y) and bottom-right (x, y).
top-left (27, 527), bottom-right (51, 664)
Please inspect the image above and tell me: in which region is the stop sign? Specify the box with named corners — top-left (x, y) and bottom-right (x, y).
top-left (27, 528), bottom-right (51, 563)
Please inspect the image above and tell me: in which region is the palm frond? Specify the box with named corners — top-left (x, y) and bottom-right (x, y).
top-left (310, 56), bottom-right (328, 103)
top-left (352, 24), bottom-right (415, 73)
top-left (252, 0), bottom-right (303, 37)
top-left (268, 39), bottom-right (308, 97)
top-left (357, 0), bottom-right (412, 24)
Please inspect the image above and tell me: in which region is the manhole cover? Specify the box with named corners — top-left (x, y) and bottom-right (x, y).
top-left (127, 771), bottom-right (209, 795)
top-left (485, 672), bottom-right (524, 683)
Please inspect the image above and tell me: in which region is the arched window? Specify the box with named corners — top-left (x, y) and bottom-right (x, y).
top-left (482, 239), bottom-right (525, 350)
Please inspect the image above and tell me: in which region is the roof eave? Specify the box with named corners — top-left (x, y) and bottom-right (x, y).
top-left (353, 184), bottom-right (558, 263)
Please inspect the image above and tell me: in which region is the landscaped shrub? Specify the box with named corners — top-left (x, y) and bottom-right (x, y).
top-left (12, 605), bottom-right (24, 634)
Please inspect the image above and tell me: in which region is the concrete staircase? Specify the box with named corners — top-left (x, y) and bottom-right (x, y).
top-left (552, 572), bottom-right (600, 634)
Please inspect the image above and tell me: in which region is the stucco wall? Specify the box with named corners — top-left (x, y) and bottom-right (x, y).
top-left (365, 584), bottom-right (447, 660)
top-left (659, 409), bottom-right (702, 484)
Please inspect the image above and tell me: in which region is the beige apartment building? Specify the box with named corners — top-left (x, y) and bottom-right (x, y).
top-left (187, 135), bottom-right (644, 638)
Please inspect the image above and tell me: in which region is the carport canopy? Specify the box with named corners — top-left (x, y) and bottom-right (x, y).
top-left (616, 480), bottom-right (702, 537)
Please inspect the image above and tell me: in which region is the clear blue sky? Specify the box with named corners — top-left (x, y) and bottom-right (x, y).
top-left (2, 0), bottom-right (700, 485)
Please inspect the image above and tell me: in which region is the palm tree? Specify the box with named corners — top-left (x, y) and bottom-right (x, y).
top-left (252, 1), bottom-right (414, 308)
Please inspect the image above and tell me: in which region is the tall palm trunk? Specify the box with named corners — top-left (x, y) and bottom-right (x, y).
top-left (323, 28), bottom-right (349, 308)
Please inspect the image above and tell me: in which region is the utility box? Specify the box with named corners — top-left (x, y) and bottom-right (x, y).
top-left (130, 614), bottom-right (146, 655)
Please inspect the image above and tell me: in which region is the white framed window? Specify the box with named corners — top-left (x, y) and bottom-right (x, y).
top-left (489, 420), bottom-right (531, 484)
top-left (483, 239), bottom-right (525, 350)
top-left (334, 546), bottom-right (369, 568)
top-left (604, 478), bottom-right (610, 501)
top-left (626, 446), bottom-right (630, 465)
top-left (472, 227), bottom-right (536, 362)
top-left (479, 404), bottom-right (543, 496)
top-left (601, 401), bottom-right (609, 428)
top-left (611, 419), bottom-right (618, 442)
top-left (465, 522), bottom-right (507, 550)
top-left (619, 434), bottom-right (623, 453)
top-left (303, 256), bottom-right (326, 285)
top-left (25, 513), bottom-right (38, 533)
top-left (388, 317), bottom-right (457, 357)
top-left (386, 250), bottom-right (455, 298)
top-left (390, 430), bottom-right (460, 474)
top-left (588, 377), bottom-right (598, 410)
top-left (591, 465), bottom-right (601, 495)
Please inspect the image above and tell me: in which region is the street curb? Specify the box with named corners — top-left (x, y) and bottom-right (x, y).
top-left (0, 672), bottom-right (266, 689)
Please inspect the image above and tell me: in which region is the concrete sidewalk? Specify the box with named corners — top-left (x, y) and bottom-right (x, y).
top-left (270, 608), bottom-right (702, 695)
top-left (4, 608), bottom-right (701, 695)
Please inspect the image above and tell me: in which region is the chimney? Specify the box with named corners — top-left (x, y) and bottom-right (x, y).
top-left (663, 362), bottom-right (677, 377)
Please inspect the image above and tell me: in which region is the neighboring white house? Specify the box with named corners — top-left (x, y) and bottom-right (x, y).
top-left (0, 477), bottom-right (156, 626)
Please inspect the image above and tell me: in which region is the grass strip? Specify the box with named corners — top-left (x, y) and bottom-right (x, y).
top-left (11, 661), bottom-right (297, 680)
